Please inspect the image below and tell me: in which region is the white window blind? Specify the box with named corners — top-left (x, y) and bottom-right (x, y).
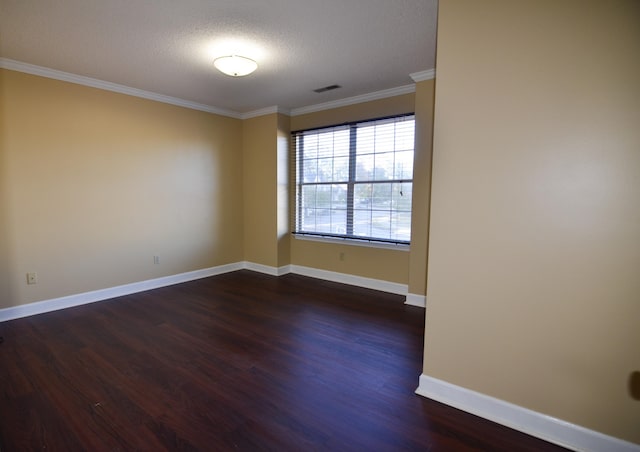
top-left (292, 114), bottom-right (415, 244)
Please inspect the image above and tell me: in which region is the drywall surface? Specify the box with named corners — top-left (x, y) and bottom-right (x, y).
top-left (425, 0), bottom-right (640, 443)
top-left (242, 113), bottom-right (279, 267)
top-left (1, 69), bottom-right (243, 308)
top-left (407, 79), bottom-right (434, 296)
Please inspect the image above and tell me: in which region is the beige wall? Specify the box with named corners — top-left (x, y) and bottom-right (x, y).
top-left (242, 113), bottom-right (278, 267)
top-left (242, 112), bottom-right (291, 269)
top-left (0, 69), bottom-right (244, 308)
top-left (0, 69), bottom-right (10, 304)
top-left (425, 0), bottom-right (640, 444)
top-left (276, 113), bottom-right (291, 268)
top-left (407, 80), bottom-right (435, 296)
top-left (290, 94), bottom-right (417, 284)
top-left (1, 68), bottom-right (434, 309)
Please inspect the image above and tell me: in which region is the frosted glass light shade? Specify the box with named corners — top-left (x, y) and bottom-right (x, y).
top-left (213, 55), bottom-right (258, 77)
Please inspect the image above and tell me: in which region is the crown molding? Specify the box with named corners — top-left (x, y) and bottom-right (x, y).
top-left (290, 84), bottom-right (416, 117)
top-left (410, 69), bottom-right (436, 82)
top-left (0, 58), bottom-right (242, 119)
top-left (240, 105), bottom-right (291, 119)
top-left (1, 58), bottom-right (435, 120)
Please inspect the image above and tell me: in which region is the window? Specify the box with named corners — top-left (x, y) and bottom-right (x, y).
top-left (293, 114), bottom-right (415, 245)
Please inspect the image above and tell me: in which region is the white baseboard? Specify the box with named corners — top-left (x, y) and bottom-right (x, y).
top-left (0, 263), bottom-right (243, 322)
top-left (242, 261), bottom-right (408, 296)
top-left (405, 293), bottom-right (426, 308)
top-left (242, 261), bottom-right (291, 276)
top-left (415, 374), bottom-right (640, 452)
top-left (277, 265), bottom-right (293, 276)
top-left (0, 262), bottom-right (408, 322)
top-left (289, 264), bottom-right (407, 295)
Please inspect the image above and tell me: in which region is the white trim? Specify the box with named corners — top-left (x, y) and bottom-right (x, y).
top-left (293, 233), bottom-right (410, 252)
top-left (0, 262), bottom-right (408, 323)
top-left (289, 264), bottom-right (407, 295)
top-left (410, 69), bottom-right (436, 82)
top-left (290, 84), bottom-right (416, 116)
top-left (240, 105), bottom-right (291, 119)
top-left (242, 261), bottom-right (291, 277)
top-left (415, 374), bottom-right (640, 452)
top-left (276, 265), bottom-right (293, 276)
top-left (0, 58), bottom-right (241, 119)
top-left (0, 263), bottom-right (243, 322)
top-left (1, 58), bottom-right (430, 120)
top-left (404, 293), bottom-right (426, 308)
top-left (241, 262), bottom-right (406, 295)
top-left (243, 261), bottom-right (280, 276)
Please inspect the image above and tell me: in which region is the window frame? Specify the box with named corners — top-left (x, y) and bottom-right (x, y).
top-left (292, 113), bottom-right (415, 246)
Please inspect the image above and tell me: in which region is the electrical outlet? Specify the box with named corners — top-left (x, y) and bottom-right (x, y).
top-left (339, 252), bottom-right (345, 261)
top-left (153, 255), bottom-right (160, 265)
top-left (26, 272), bottom-right (37, 285)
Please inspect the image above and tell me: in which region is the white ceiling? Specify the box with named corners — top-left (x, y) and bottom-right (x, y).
top-left (0, 0), bottom-right (437, 116)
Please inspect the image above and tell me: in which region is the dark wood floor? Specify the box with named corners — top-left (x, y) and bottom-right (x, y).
top-left (0, 270), bottom-right (568, 451)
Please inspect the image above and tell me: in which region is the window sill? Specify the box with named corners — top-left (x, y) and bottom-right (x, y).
top-left (293, 233), bottom-right (410, 251)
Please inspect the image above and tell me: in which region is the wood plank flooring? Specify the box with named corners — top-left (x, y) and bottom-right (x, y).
top-left (0, 270), bottom-right (568, 451)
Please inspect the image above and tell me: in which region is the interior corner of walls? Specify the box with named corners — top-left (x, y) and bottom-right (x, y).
top-left (277, 265), bottom-right (292, 276)
top-left (415, 374), bottom-right (640, 452)
top-left (405, 293), bottom-right (426, 308)
top-left (242, 261), bottom-right (281, 276)
top-left (249, 262), bottom-right (292, 276)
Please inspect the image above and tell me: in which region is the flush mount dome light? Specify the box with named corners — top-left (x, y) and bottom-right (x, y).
top-left (213, 55), bottom-right (258, 77)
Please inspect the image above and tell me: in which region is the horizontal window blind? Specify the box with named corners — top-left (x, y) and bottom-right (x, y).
top-left (292, 114), bottom-right (415, 245)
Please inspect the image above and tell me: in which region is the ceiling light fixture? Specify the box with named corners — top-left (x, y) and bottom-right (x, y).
top-left (213, 55), bottom-right (258, 77)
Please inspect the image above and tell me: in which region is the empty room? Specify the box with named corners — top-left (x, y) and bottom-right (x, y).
top-left (0, 1), bottom-right (638, 451)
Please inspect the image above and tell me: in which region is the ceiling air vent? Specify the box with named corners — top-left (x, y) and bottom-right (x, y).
top-left (313, 84), bottom-right (341, 93)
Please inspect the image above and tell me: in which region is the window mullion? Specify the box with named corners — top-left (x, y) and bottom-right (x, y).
top-left (346, 126), bottom-right (357, 236)
top-left (296, 134), bottom-right (304, 232)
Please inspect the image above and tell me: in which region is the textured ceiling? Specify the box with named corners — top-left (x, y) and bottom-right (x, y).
top-left (0, 0), bottom-right (438, 115)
